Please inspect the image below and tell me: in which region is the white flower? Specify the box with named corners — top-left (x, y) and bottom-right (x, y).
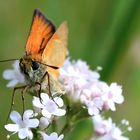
top-left (87, 97), bottom-right (103, 115)
top-left (5, 110), bottom-right (39, 139)
top-left (3, 60), bottom-right (25, 87)
top-left (94, 127), bottom-right (129, 140)
top-left (80, 83), bottom-right (104, 115)
top-left (101, 83), bottom-right (124, 111)
top-left (112, 127), bottom-right (129, 140)
top-left (92, 115), bottom-right (130, 140)
top-left (39, 131), bottom-right (64, 140)
top-left (93, 115), bottom-right (113, 135)
top-left (32, 93), bottom-right (66, 118)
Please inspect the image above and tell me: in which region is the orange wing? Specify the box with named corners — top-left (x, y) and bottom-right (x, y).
top-left (25, 9), bottom-right (55, 61)
top-left (42, 22), bottom-right (68, 79)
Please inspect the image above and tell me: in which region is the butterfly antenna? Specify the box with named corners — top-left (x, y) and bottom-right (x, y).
top-left (45, 64), bottom-right (59, 69)
top-left (0, 59), bottom-right (19, 63)
top-left (37, 61), bottom-right (59, 69)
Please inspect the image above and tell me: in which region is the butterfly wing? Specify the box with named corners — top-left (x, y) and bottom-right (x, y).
top-left (42, 22), bottom-right (68, 79)
top-left (25, 9), bottom-right (55, 60)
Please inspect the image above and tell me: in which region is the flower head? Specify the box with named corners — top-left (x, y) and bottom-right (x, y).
top-left (5, 110), bottom-right (39, 139)
top-left (60, 59), bottom-right (124, 115)
top-left (80, 83), bottom-right (104, 115)
top-left (33, 93), bottom-right (66, 118)
top-left (92, 115), bottom-right (131, 140)
top-left (101, 83), bottom-right (124, 111)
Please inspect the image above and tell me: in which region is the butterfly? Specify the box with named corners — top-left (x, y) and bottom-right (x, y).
top-left (19, 9), bottom-right (68, 94)
top-left (7, 9), bottom-right (68, 119)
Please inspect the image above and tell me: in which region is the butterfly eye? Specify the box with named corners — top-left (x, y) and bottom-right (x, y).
top-left (32, 61), bottom-right (39, 71)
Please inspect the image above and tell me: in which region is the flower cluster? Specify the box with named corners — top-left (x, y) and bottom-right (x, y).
top-left (91, 115), bottom-right (132, 140)
top-left (3, 59), bottom-right (132, 140)
top-left (5, 93), bottom-right (65, 140)
top-left (60, 59), bottom-right (124, 115)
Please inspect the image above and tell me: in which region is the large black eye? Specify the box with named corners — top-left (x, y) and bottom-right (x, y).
top-left (32, 61), bottom-right (39, 71)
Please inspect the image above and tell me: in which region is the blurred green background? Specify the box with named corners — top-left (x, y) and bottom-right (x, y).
top-left (0, 0), bottom-right (140, 139)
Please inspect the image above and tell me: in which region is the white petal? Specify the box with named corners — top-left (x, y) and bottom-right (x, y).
top-left (112, 127), bottom-right (129, 140)
top-left (39, 117), bottom-right (49, 130)
top-left (49, 132), bottom-right (64, 140)
top-left (42, 109), bottom-right (52, 118)
top-left (5, 124), bottom-right (19, 132)
top-left (53, 109), bottom-right (66, 116)
top-left (93, 98), bottom-right (103, 108)
top-left (113, 127), bottom-right (122, 138)
top-left (41, 93), bottom-right (49, 103)
top-left (18, 128), bottom-right (29, 139)
top-left (32, 97), bottom-right (44, 108)
top-left (91, 71), bottom-right (100, 79)
top-left (3, 70), bottom-right (15, 80)
top-left (23, 110), bottom-right (34, 119)
top-left (88, 107), bottom-right (99, 115)
top-left (27, 130), bottom-right (33, 140)
top-left (10, 111), bottom-right (21, 123)
top-left (115, 95), bottom-right (124, 104)
top-left (58, 134), bottom-right (64, 140)
top-left (108, 101), bottom-right (116, 111)
top-left (27, 119), bottom-right (39, 128)
top-left (54, 97), bottom-right (64, 107)
top-left (7, 79), bottom-right (19, 87)
top-left (45, 100), bottom-right (58, 113)
top-left (13, 60), bottom-right (20, 71)
top-left (49, 132), bottom-right (58, 139)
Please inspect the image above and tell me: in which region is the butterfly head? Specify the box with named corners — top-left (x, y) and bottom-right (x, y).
top-left (19, 56), bottom-right (42, 82)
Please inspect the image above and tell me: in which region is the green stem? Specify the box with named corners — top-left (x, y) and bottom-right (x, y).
top-left (60, 106), bottom-right (90, 134)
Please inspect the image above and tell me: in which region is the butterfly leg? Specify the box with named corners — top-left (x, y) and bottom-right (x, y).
top-left (46, 73), bottom-right (60, 107)
top-left (35, 82), bottom-right (43, 103)
top-left (21, 90), bottom-right (25, 118)
top-left (41, 71), bottom-right (52, 97)
top-left (33, 71), bottom-right (53, 105)
top-left (20, 85), bottom-right (31, 119)
top-left (46, 72), bottom-right (52, 98)
top-left (41, 71), bottom-right (61, 107)
top-left (39, 71), bottom-right (59, 106)
top-left (6, 85), bottom-right (27, 123)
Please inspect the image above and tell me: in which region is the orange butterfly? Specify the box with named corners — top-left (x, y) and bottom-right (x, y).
top-left (6, 9), bottom-right (68, 119)
top-left (19, 9), bottom-right (68, 95)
